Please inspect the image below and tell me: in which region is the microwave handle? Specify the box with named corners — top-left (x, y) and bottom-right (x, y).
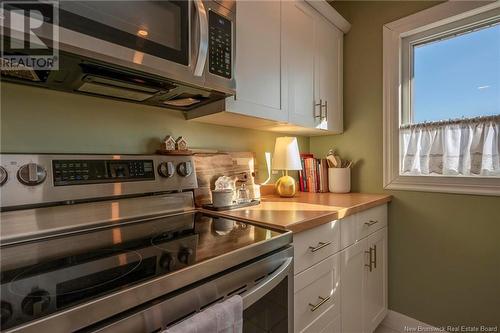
top-left (193, 0), bottom-right (209, 77)
top-left (242, 257), bottom-right (293, 309)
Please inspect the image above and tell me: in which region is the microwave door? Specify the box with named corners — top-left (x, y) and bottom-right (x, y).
top-left (56, 1), bottom-right (205, 87)
top-left (59, 1), bottom-right (189, 64)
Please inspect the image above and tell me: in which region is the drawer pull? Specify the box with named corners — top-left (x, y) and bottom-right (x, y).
top-left (308, 296), bottom-right (330, 312)
top-left (309, 241), bottom-right (332, 253)
top-left (364, 220), bottom-right (378, 227)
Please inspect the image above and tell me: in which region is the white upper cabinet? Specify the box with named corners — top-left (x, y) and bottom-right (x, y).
top-left (282, 0), bottom-right (316, 128)
top-left (314, 17), bottom-right (343, 132)
top-left (188, 0), bottom-right (349, 135)
top-left (225, 0), bottom-right (287, 122)
top-left (283, 1), bottom-right (344, 132)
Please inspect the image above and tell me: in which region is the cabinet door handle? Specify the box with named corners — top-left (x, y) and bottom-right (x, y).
top-left (364, 220), bottom-right (378, 227)
top-left (322, 100), bottom-right (328, 121)
top-left (308, 296), bottom-right (330, 312)
top-left (309, 241), bottom-right (332, 253)
top-left (364, 247), bottom-right (373, 272)
top-left (373, 244), bottom-right (377, 269)
top-left (314, 99), bottom-right (323, 118)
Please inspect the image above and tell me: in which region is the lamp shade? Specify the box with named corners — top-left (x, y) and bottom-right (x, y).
top-left (273, 137), bottom-right (302, 171)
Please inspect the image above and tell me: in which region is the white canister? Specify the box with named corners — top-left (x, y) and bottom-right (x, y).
top-left (328, 168), bottom-right (351, 193)
top-left (211, 189), bottom-right (235, 207)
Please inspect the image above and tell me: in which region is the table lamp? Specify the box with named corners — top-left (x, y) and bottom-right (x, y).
top-left (273, 137), bottom-right (302, 197)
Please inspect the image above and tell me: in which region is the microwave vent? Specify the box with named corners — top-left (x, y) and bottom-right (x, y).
top-left (163, 97), bottom-right (201, 107)
top-left (77, 81), bottom-right (156, 102)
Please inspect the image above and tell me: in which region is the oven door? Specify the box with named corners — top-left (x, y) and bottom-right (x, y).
top-left (89, 246), bottom-right (294, 333)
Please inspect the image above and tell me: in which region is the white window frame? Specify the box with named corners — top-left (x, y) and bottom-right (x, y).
top-left (383, 1), bottom-right (500, 196)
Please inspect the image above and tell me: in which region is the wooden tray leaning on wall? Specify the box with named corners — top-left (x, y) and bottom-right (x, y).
top-left (193, 152), bottom-right (257, 207)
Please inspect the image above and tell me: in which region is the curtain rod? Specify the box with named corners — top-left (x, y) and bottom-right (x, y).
top-left (400, 115), bottom-right (500, 130)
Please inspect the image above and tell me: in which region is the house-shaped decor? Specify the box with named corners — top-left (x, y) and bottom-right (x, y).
top-left (163, 135), bottom-right (176, 151)
top-left (175, 136), bottom-right (189, 151)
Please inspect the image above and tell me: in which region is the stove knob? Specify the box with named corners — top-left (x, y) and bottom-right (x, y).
top-left (158, 162), bottom-right (175, 178)
top-left (177, 161), bottom-right (192, 177)
top-left (0, 166), bottom-right (7, 186)
top-left (0, 301), bottom-right (12, 326)
top-left (178, 247), bottom-right (193, 265)
top-left (21, 288), bottom-right (50, 316)
top-left (17, 163), bottom-right (46, 186)
top-left (159, 252), bottom-right (174, 271)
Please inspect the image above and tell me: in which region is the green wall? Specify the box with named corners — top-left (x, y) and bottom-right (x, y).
top-left (0, 82), bottom-right (309, 183)
top-left (311, 1), bottom-right (500, 327)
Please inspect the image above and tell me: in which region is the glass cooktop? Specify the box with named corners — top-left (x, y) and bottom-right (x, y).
top-left (0, 212), bottom-right (283, 330)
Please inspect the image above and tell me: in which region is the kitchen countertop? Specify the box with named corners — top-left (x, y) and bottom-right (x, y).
top-left (201, 192), bottom-right (392, 233)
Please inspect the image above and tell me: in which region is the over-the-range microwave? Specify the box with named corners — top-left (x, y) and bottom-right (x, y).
top-left (1, 0), bottom-right (235, 111)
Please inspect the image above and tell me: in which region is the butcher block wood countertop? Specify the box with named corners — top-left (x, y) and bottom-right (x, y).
top-left (201, 192), bottom-right (392, 233)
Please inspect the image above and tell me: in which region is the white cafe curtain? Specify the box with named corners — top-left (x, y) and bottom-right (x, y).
top-left (400, 116), bottom-right (500, 176)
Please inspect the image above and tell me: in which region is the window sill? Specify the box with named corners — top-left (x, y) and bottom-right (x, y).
top-left (384, 174), bottom-right (500, 196)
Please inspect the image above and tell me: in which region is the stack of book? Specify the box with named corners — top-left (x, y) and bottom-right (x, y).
top-left (298, 154), bottom-right (329, 192)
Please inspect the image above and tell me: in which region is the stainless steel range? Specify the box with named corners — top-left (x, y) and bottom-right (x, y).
top-left (0, 154), bottom-right (293, 332)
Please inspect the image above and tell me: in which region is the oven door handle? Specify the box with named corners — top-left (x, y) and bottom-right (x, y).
top-left (193, 0), bottom-right (208, 77)
top-left (242, 257), bottom-right (293, 309)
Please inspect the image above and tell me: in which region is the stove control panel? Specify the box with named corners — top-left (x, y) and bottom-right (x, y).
top-left (0, 154), bottom-right (198, 209)
top-left (52, 159), bottom-right (155, 186)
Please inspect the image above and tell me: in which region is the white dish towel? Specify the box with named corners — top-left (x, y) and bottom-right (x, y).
top-left (164, 295), bottom-right (243, 333)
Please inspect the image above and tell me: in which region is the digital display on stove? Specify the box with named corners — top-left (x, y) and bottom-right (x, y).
top-left (52, 159), bottom-right (155, 186)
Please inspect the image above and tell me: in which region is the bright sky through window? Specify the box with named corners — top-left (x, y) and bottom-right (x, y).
top-left (413, 24), bottom-right (500, 123)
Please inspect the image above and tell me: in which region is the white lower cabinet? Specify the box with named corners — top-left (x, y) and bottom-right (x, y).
top-left (293, 204), bottom-right (388, 333)
top-left (340, 227), bottom-right (387, 333)
top-left (339, 237), bottom-right (366, 333)
top-left (363, 228), bottom-right (388, 332)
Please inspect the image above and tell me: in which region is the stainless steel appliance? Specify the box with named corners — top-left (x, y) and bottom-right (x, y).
top-left (1, 1), bottom-right (235, 111)
top-left (0, 154), bottom-right (293, 333)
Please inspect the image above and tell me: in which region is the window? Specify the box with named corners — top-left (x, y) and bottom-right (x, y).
top-left (412, 24), bottom-right (500, 123)
top-left (383, 2), bottom-right (500, 196)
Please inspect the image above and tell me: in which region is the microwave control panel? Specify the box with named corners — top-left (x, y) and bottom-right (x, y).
top-left (208, 10), bottom-right (232, 79)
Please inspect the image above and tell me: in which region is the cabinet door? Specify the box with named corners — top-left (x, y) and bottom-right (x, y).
top-left (364, 228), bottom-right (388, 332)
top-left (340, 239), bottom-right (368, 333)
top-left (226, 0), bottom-right (287, 122)
top-left (282, 0), bottom-right (316, 128)
top-left (314, 17), bottom-right (343, 132)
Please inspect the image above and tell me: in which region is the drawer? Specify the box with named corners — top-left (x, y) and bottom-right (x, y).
top-left (294, 255), bottom-right (340, 333)
top-left (302, 310), bottom-right (341, 333)
top-left (293, 220), bottom-right (340, 274)
top-left (340, 204), bottom-right (387, 249)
